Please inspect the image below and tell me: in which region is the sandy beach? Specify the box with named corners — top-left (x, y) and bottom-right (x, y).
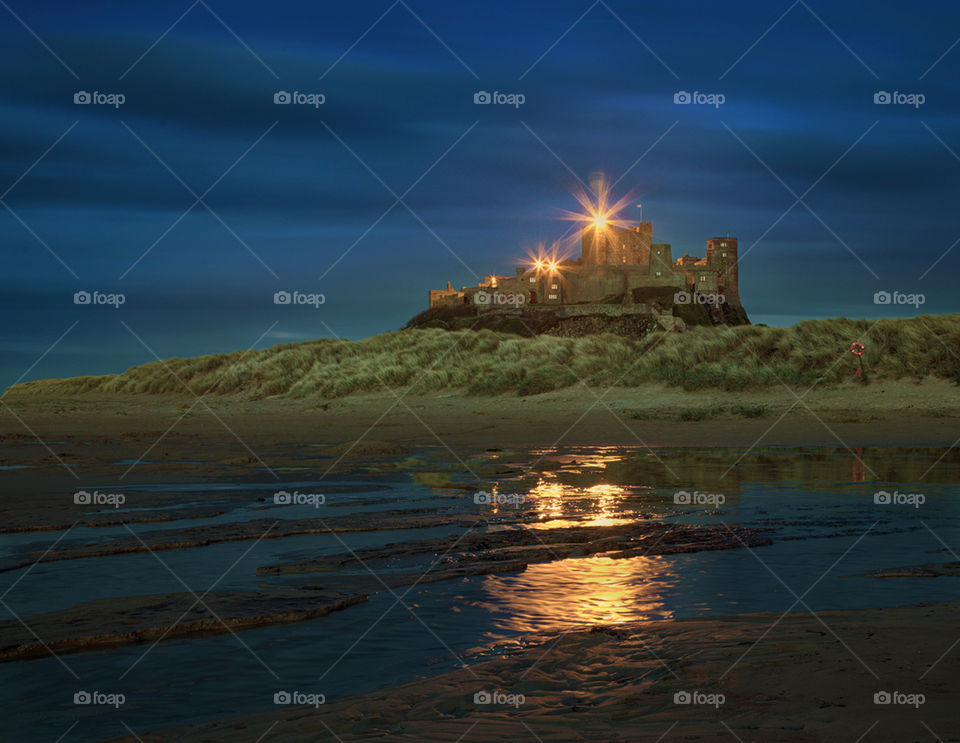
top-left (3, 377), bottom-right (958, 452)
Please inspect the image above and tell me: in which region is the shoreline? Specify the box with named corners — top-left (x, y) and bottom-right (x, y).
top-left (2, 385), bottom-right (957, 534)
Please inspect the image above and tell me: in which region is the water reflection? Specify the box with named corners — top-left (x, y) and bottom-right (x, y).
top-left (488, 476), bottom-right (640, 528)
top-left (477, 554), bottom-right (676, 638)
top-left (498, 444), bottom-right (952, 509)
top-left (528, 446), bottom-right (626, 469)
top-left (851, 447), bottom-right (867, 482)
top-left (473, 444), bottom-right (936, 638)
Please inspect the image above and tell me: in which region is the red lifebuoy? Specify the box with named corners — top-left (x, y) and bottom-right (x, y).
top-left (850, 342), bottom-right (865, 357)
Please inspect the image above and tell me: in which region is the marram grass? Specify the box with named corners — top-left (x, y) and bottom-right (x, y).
top-left (8, 315), bottom-right (960, 399)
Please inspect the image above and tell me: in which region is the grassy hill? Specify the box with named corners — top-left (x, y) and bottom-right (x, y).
top-left (7, 315), bottom-right (960, 399)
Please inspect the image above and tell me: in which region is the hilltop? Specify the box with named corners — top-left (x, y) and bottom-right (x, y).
top-left (405, 290), bottom-right (750, 339)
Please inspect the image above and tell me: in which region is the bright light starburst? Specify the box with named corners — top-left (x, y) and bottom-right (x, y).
top-left (554, 175), bottom-right (638, 255)
top-left (518, 176), bottom-right (638, 273)
top-left (523, 241), bottom-right (566, 273)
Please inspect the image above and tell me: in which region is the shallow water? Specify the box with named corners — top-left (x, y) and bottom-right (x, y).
top-left (3, 445), bottom-right (960, 743)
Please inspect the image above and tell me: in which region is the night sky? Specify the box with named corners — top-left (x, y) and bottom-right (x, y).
top-left (2, 1), bottom-right (959, 384)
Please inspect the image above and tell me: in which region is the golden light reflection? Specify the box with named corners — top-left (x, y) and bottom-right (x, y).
top-left (475, 450), bottom-right (674, 637)
top-left (477, 554), bottom-right (675, 637)
top-left (526, 447), bottom-right (626, 467)
top-left (523, 477), bottom-right (633, 528)
top-left (583, 483), bottom-right (621, 526)
top-left (529, 479), bottom-right (565, 520)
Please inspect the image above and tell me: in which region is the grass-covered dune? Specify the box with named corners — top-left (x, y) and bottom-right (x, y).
top-left (8, 315), bottom-right (960, 399)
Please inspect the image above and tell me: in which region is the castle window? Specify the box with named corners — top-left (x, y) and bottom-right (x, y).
top-left (699, 274), bottom-right (707, 282)
top-left (721, 252), bottom-right (727, 257)
top-left (655, 271), bottom-right (661, 277)
top-left (529, 277), bottom-right (535, 283)
top-left (720, 242), bottom-right (727, 247)
top-left (550, 284), bottom-right (558, 289)
top-left (548, 294), bottom-right (558, 300)
top-left (656, 250), bottom-right (661, 255)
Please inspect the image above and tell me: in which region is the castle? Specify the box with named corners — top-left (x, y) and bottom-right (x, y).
top-left (429, 219), bottom-right (741, 311)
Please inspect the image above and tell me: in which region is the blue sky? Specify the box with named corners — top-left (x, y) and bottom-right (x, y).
top-left (2, 0), bottom-right (959, 383)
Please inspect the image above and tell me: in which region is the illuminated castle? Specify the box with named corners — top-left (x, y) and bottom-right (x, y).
top-left (429, 184), bottom-right (741, 311)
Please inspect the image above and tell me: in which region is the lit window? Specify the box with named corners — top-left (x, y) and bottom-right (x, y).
top-left (721, 242), bottom-right (727, 247)
top-left (721, 252), bottom-right (727, 257)
top-left (550, 284), bottom-right (558, 289)
top-left (548, 294), bottom-right (558, 299)
top-left (656, 250), bottom-right (661, 255)
top-left (655, 271), bottom-right (661, 277)
top-left (529, 277), bottom-right (535, 283)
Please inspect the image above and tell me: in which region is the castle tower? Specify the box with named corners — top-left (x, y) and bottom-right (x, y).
top-left (582, 222), bottom-right (652, 266)
top-left (626, 222), bottom-right (652, 264)
top-left (706, 237), bottom-right (739, 301)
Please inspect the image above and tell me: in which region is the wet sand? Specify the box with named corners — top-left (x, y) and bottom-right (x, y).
top-left (99, 600), bottom-right (959, 742)
top-left (0, 521), bottom-right (771, 663)
top-left (0, 590), bottom-right (367, 662)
